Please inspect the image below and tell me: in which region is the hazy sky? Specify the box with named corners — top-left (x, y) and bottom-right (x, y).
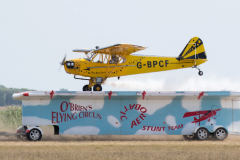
top-left (0, 0), bottom-right (240, 91)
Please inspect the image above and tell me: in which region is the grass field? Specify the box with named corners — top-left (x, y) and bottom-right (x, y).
top-left (0, 135), bottom-right (240, 160)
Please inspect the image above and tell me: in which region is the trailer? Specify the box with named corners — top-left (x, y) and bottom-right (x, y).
top-left (11, 90), bottom-right (240, 141)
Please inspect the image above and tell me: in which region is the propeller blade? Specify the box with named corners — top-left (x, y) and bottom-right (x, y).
top-left (58, 66), bottom-right (62, 72)
top-left (61, 54), bottom-right (66, 65)
top-left (59, 54), bottom-right (67, 72)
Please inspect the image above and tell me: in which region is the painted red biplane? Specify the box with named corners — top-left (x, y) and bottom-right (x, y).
top-left (183, 109), bottom-right (221, 124)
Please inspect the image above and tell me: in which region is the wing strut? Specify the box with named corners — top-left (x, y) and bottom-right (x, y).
top-left (90, 53), bottom-right (99, 62)
top-left (106, 53), bottom-right (111, 76)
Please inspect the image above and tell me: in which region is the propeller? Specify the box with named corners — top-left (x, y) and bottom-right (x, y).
top-left (59, 54), bottom-right (66, 72)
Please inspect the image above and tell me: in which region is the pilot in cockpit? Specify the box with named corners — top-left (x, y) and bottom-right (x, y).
top-left (110, 54), bottom-right (119, 64)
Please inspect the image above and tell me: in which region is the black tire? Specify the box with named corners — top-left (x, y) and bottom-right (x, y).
top-left (27, 129), bottom-right (42, 141)
top-left (198, 71), bottom-right (203, 76)
top-left (183, 135), bottom-right (195, 140)
top-left (213, 128), bottom-right (228, 141)
top-left (194, 128), bottom-right (209, 140)
top-left (93, 84), bottom-right (102, 91)
top-left (83, 85), bottom-right (92, 91)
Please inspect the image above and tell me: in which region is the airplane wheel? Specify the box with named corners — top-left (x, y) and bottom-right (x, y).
top-left (213, 128), bottom-right (228, 141)
top-left (83, 85), bottom-right (92, 91)
top-left (198, 71), bottom-right (203, 76)
top-left (194, 128), bottom-right (209, 140)
top-left (93, 84), bottom-right (102, 91)
top-left (183, 135), bottom-right (195, 140)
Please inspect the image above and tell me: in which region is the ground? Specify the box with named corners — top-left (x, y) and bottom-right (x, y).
top-left (0, 135), bottom-right (240, 160)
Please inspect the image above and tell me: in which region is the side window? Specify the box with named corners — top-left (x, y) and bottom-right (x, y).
top-left (93, 54), bottom-right (126, 64)
top-left (121, 57), bottom-right (126, 63)
top-left (110, 55), bottom-right (126, 64)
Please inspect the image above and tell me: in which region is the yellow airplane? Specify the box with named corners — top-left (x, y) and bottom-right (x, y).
top-left (60, 37), bottom-right (207, 91)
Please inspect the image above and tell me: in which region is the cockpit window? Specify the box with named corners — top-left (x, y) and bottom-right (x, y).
top-left (92, 53), bottom-right (126, 64)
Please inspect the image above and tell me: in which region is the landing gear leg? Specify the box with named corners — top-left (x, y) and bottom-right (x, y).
top-left (83, 78), bottom-right (103, 91)
top-left (193, 65), bottom-right (203, 76)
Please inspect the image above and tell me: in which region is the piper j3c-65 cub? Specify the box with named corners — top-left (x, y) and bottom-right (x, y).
top-left (60, 37), bottom-right (207, 91)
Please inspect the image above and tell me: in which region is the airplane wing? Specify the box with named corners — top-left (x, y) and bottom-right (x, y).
top-left (72, 48), bottom-right (93, 53)
top-left (73, 44), bottom-right (146, 55)
top-left (183, 110), bottom-right (210, 118)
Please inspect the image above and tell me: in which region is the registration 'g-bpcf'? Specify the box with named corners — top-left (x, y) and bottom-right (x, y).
top-left (60, 37), bottom-right (207, 91)
top-left (12, 91), bottom-right (240, 141)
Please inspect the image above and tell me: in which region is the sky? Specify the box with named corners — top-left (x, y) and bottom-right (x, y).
top-left (0, 0), bottom-right (240, 91)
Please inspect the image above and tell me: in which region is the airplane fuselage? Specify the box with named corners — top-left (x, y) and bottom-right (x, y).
top-left (64, 55), bottom-right (207, 78)
top-left (192, 110), bottom-right (220, 124)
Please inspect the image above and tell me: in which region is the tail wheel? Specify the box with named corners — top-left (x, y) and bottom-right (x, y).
top-left (83, 85), bottom-right (92, 91)
top-left (93, 84), bottom-right (102, 91)
top-left (213, 128), bottom-right (228, 141)
top-left (194, 128), bottom-right (209, 140)
top-left (198, 71), bottom-right (203, 76)
top-left (27, 129), bottom-right (42, 141)
top-left (183, 135), bottom-right (195, 140)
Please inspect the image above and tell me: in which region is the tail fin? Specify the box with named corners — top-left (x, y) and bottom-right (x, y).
top-left (177, 37), bottom-right (207, 60)
top-left (194, 117), bottom-right (198, 121)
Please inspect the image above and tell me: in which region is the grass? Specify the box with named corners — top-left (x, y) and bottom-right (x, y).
top-left (0, 106), bottom-right (22, 131)
top-left (0, 137), bottom-right (240, 160)
top-left (0, 140), bottom-right (239, 160)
